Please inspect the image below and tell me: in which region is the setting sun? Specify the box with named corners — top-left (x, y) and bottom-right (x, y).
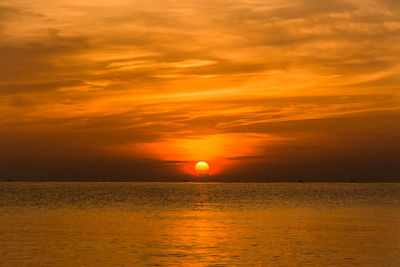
top-left (195, 161), bottom-right (210, 175)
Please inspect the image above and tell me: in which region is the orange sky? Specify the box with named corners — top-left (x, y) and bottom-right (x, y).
top-left (0, 0), bottom-right (399, 181)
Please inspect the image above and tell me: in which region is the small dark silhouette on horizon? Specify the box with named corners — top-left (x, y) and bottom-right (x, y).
top-left (298, 179), bottom-right (304, 183)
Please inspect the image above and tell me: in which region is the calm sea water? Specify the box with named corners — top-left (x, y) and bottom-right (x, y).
top-left (0, 182), bottom-right (399, 266)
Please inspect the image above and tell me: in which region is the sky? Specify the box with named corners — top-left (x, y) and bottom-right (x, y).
top-left (0, 0), bottom-right (399, 181)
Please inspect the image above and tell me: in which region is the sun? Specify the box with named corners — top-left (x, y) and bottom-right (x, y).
top-left (195, 161), bottom-right (210, 175)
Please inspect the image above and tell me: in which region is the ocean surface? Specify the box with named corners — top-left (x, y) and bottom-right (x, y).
top-left (0, 182), bottom-right (399, 266)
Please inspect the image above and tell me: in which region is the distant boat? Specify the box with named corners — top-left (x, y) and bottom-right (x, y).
top-left (297, 179), bottom-right (304, 183)
top-left (6, 178), bottom-right (13, 182)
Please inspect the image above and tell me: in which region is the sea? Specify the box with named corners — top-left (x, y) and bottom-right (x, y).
top-left (0, 182), bottom-right (399, 266)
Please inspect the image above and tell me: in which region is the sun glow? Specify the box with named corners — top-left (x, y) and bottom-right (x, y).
top-left (195, 161), bottom-right (210, 174)
top-left (120, 133), bottom-right (281, 176)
